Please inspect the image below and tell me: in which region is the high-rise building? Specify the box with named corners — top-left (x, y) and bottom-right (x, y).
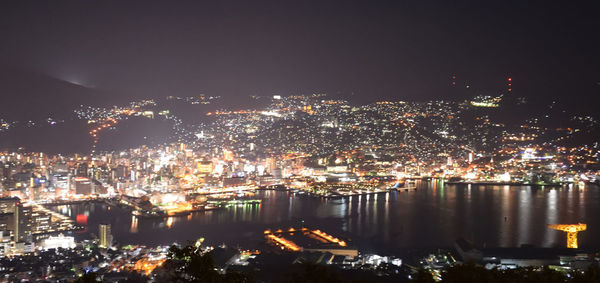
top-left (98, 223), bottom-right (112, 248)
top-left (196, 160), bottom-right (213, 176)
top-left (0, 197), bottom-right (18, 214)
top-left (14, 205), bottom-right (32, 243)
top-left (0, 197), bottom-right (31, 243)
top-left (0, 230), bottom-right (12, 255)
top-left (76, 163), bottom-right (88, 177)
top-left (74, 177), bottom-right (92, 195)
top-left (0, 198), bottom-right (18, 242)
top-left (31, 210), bottom-right (51, 234)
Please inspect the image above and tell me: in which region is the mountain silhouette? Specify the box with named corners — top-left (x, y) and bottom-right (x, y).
top-left (0, 66), bottom-right (107, 121)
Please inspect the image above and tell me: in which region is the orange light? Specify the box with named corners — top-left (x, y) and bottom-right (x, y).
top-left (311, 230), bottom-right (347, 247)
top-left (267, 234), bottom-right (301, 251)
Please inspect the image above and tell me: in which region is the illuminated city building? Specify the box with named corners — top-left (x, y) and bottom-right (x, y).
top-left (99, 223), bottom-right (112, 248)
top-left (0, 197), bottom-right (32, 244)
top-left (42, 234), bottom-right (75, 250)
top-left (74, 177), bottom-right (92, 195)
top-left (196, 160), bottom-right (213, 176)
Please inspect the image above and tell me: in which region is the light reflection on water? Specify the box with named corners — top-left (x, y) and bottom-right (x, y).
top-left (130, 215), bottom-right (138, 233)
top-left (51, 182), bottom-right (600, 254)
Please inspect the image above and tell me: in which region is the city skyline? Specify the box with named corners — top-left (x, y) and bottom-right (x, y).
top-left (1, 1), bottom-right (600, 282)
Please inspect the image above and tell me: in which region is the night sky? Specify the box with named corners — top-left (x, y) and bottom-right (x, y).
top-left (0, 1), bottom-right (599, 104)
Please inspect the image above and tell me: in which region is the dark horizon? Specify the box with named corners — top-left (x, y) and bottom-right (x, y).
top-left (0, 0), bottom-right (599, 106)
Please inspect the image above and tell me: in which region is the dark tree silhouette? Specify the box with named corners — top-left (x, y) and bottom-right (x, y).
top-left (436, 264), bottom-right (573, 283)
top-left (440, 263), bottom-right (500, 283)
top-left (153, 244), bottom-right (253, 283)
top-left (569, 263), bottom-right (600, 283)
top-left (284, 263), bottom-right (344, 283)
top-left (74, 272), bottom-right (103, 283)
top-left (412, 268), bottom-right (435, 283)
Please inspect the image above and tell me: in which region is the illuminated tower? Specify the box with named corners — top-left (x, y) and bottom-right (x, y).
top-left (99, 223), bottom-right (113, 248)
top-left (547, 223), bottom-right (586, 249)
top-left (507, 76), bottom-right (512, 93)
top-left (451, 74), bottom-right (457, 87)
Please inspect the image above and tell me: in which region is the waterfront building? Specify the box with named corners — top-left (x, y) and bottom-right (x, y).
top-left (74, 177), bottom-right (92, 195)
top-left (0, 197), bottom-right (32, 243)
top-left (99, 223), bottom-right (112, 248)
top-left (42, 234), bottom-right (75, 250)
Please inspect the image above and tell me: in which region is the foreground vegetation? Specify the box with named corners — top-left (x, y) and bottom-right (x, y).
top-left (73, 244), bottom-right (600, 283)
top-left (414, 263), bottom-right (600, 283)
